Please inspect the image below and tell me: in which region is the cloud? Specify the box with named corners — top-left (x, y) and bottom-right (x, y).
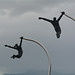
top-left (0, 0), bottom-right (75, 74)
top-left (0, 0), bottom-right (75, 16)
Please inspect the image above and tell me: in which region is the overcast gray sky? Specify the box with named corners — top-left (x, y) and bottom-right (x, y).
top-left (0, 0), bottom-right (75, 75)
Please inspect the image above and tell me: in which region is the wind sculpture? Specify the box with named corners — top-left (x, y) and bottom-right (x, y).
top-left (5, 37), bottom-right (51, 75)
top-left (38, 12), bottom-right (65, 38)
top-left (23, 37), bottom-right (51, 75)
top-left (5, 37), bottom-right (23, 59)
top-left (4, 11), bottom-right (75, 75)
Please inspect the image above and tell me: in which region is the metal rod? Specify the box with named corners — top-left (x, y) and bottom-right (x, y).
top-left (23, 37), bottom-right (51, 75)
top-left (64, 14), bottom-right (75, 21)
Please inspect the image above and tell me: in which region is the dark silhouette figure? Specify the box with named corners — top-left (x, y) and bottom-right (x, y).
top-left (5, 37), bottom-right (23, 59)
top-left (38, 12), bottom-right (65, 38)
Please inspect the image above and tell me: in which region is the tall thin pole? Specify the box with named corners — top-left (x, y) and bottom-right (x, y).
top-left (23, 37), bottom-right (51, 75)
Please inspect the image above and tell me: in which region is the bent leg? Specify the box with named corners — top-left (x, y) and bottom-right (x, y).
top-left (11, 55), bottom-right (16, 59)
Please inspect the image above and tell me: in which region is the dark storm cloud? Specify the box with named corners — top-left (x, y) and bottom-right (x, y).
top-left (0, 0), bottom-right (74, 16)
top-left (0, 0), bottom-right (75, 74)
top-left (10, 0), bottom-right (75, 15)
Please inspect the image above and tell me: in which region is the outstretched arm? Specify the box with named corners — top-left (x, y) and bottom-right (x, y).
top-left (19, 37), bottom-right (23, 47)
top-left (38, 17), bottom-right (52, 22)
top-left (57, 12), bottom-right (65, 21)
top-left (5, 45), bottom-right (16, 49)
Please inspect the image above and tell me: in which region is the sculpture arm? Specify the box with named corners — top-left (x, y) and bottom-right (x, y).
top-left (5, 45), bottom-right (16, 49)
top-left (57, 12), bottom-right (65, 21)
top-left (39, 17), bottom-right (52, 22)
top-left (19, 37), bottom-right (23, 47)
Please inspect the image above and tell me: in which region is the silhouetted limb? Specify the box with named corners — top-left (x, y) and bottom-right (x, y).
top-left (11, 55), bottom-right (21, 59)
top-left (57, 12), bottom-right (65, 21)
top-left (39, 17), bottom-right (52, 22)
top-left (5, 45), bottom-right (17, 49)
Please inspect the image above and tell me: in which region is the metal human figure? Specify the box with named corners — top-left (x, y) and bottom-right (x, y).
top-left (5, 37), bottom-right (23, 59)
top-left (38, 12), bottom-right (65, 38)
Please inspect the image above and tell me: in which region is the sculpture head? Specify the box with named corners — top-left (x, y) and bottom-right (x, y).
top-left (53, 17), bottom-right (56, 21)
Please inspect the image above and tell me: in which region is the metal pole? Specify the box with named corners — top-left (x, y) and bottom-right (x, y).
top-left (23, 37), bottom-right (51, 75)
top-left (64, 14), bottom-right (75, 21)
